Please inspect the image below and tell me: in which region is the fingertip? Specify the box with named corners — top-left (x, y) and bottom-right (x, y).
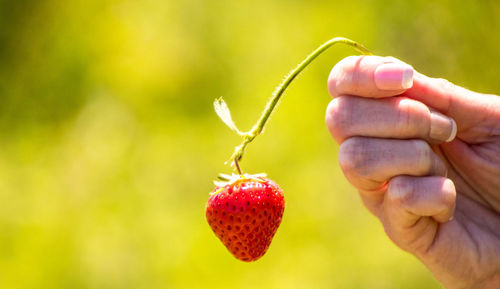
top-left (442, 178), bottom-right (457, 205)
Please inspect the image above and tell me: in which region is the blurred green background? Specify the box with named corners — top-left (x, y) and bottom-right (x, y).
top-left (1, 0), bottom-right (499, 288)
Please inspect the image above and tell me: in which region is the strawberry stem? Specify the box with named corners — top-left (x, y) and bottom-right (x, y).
top-left (234, 157), bottom-right (243, 175)
top-left (228, 37), bottom-right (372, 169)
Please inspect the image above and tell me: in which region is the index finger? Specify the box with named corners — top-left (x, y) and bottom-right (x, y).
top-left (328, 55), bottom-right (414, 98)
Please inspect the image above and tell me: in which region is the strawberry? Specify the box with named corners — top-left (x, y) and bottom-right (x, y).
top-left (206, 174), bottom-right (285, 262)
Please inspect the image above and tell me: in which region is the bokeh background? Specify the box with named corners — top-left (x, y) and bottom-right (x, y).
top-left (1, 0), bottom-right (499, 288)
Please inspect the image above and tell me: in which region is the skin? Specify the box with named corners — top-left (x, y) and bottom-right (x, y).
top-left (325, 55), bottom-right (500, 289)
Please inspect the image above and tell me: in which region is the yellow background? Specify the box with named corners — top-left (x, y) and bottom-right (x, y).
top-left (0, 0), bottom-right (499, 288)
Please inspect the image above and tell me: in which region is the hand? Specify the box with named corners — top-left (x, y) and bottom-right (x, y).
top-left (325, 56), bottom-right (500, 289)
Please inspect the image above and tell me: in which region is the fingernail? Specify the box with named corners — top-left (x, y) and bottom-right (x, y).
top-left (430, 111), bottom-right (457, 142)
top-left (374, 63), bottom-right (414, 90)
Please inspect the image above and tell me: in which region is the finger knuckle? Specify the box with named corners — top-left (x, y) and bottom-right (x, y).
top-left (395, 98), bottom-right (429, 136)
top-left (339, 55), bottom-right (364, 69)
top-left (327, 67), bottom-right (341, 97)
top-left (338, 137), bottom-right (372, 177)
top-left (387, 177), bottom-right (414, 205)
top-left (325, 96), bottom-right (355, 136)
top-left (436, 78), bottom-right (456, 91)
top-left (383, 56), bottom-right (401, 63)
top-left (411, 140), bottom-right (434, 175)
top-left (328, 56), bottom-right (364, 96)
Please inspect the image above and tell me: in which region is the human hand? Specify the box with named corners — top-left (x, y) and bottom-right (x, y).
top-left (325, 56), bottom-right (500, 289)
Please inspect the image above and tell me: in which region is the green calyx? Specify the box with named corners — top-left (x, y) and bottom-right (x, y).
top-left (214, 37), bottom-right (372, 173)
top-left (211, 173), bottom-right (268, 195)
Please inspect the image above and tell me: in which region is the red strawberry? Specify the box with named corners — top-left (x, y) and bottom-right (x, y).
top-left (206, 174), bottom-right (285, 262)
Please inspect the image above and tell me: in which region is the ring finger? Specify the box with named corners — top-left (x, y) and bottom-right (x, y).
top-left (338, 137), bottom-right (447, 193)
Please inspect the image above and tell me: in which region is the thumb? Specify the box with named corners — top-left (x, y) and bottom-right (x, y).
top-left (405, 73), bottom-right (500, 140)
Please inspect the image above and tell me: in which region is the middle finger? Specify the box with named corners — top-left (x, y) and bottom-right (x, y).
top-left (326, 95), bottom-right (457, 144)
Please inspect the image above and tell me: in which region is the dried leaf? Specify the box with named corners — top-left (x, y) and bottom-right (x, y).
top-left (214, 97), bottom-right (242, 134)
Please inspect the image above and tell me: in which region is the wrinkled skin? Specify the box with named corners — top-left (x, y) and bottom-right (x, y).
top-left (325, 56), bottom-right (500, 289)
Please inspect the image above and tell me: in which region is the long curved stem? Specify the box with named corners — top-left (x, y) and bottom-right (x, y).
top-left (230, 37), bottom-right (372, 169)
